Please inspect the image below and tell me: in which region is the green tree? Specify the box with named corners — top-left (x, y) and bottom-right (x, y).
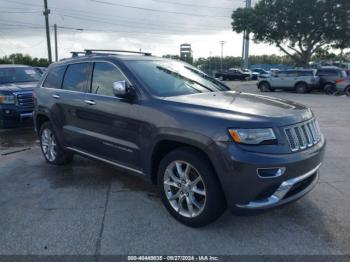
top-left (231, 0), bottom-right (350, 67)
top-left (0, 53), bottom-right (49, 67)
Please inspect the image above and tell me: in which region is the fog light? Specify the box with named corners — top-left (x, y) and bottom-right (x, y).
top-left (4, 109), bottom-right (11, 114)
top-left (257, 167), bottom-right (286, 178)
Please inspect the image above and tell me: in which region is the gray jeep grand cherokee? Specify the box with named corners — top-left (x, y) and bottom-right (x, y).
top-left (33, 50), bottom-right (326, 227)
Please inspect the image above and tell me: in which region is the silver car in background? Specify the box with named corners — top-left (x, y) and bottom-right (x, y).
top-left (335, 76), bottom-right (350, 97)
top-left (257, 69), bottom-right (319, 93)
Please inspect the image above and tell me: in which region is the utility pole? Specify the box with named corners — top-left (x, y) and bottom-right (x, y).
top-left (209, 51), bottom-right (212, 75)
top-left (243, 0), bottom-right (251, 69)
top-left (43, 0), bottom-right (52, 63)
top-left (219, 40), bottom-right (225, 71)
top-left (54, 24), bottom-right (58, 61)
top-left (241, 30), bottom-right (246, 68)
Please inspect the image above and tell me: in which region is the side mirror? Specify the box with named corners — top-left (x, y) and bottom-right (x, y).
top-left (113, 80), bottom-right (130, 98)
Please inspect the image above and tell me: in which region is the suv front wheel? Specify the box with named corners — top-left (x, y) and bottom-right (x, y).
top-left (258, 82), bottom-right (272, 92)
top-left (157, 147), bottom-right (226, 227)
top-left (39, 122), bottom-right (73, 165)
top-left (295, 82), bottom-right (308, 93)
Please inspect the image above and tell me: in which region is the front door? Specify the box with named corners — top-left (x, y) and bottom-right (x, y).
top-left (81, 61), bottom-right (143, 171)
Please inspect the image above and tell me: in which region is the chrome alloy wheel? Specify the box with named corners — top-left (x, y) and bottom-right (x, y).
top-left (41, 128), bottom-right (57, 162)
top-left (163, 161), bottom-right (206, 218)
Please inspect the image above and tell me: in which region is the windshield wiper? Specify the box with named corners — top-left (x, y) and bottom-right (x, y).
top-left (157, 66), bottom-right (215, 93)
top-left (184, 66), bottom-right (229, 91)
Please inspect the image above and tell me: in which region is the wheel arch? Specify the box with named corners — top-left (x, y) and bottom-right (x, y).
top-left (294, 81), bottom-right (308, 88)
top-left (35, 113), bottom-right (51, 134)
top-left (148, 138), bottom-right (217, 185)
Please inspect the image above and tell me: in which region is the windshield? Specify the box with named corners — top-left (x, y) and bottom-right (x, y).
top-left (127, 60), bottom-right (229, 97)
top-left (0, 67), bottom-right (41, 84)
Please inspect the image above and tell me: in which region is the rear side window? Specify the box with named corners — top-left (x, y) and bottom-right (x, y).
top-left (43, 66), bottom-right (66, 89)
top-left (91, 62), bottom-right (127, 96)
top-left (297, 71), bottom-right (313, 76)
top-left (317, 70), bottom-right (338, 77)
top-left (62, 63), bottom-right (89, 92)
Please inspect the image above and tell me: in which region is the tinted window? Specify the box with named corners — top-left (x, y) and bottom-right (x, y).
top-left (91, 62), bottom-right (127, 96)
top-left (277, 71), bottom-right (288, 77)
top-left (43, 66), bottom-right (66, 89)
top-left (0, 67), bottom-right (41, 84)
top-left (297, 70), bottom-right (314, 76)
top-left (285, 71), bottom-right (298, 77)
top-left (62, 63), bottom-right (89, 92)
top-left (317, 70), bottom-right (338, 77)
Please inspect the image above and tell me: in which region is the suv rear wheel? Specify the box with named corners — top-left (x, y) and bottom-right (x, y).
top-left (258, 82), bottom-right (271, 92)
top-left (324, 83), bottom-right (336, 95)
top-left (344, 86), bottom-right (350, 97)
top-left (157, 147), bottom-right (226, 227)
top-left (295, 82), bottom-right (308, 93)
top-left (39, 122), bottom-right (73, 165)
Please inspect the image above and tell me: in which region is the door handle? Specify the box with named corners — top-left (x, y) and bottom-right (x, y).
top-left (84, 100), bottom-right (96, 105)
top-left (52, 94), bottom-right (60, 99)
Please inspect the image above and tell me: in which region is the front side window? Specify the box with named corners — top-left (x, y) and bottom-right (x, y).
top-left (91, 62), bottom-right (127, 96)
top-left (43, 65), bottom-right (66, 89)
top-left (0, 67), bottom-right (41, 84)
top-left (62, 63), bottom-right (89, 92)
top-left (127, 60), bottom-right (228, 97)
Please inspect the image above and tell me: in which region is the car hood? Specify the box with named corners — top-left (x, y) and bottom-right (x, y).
top-left (163, 91), bottom-right (313, 127)
top-left (0, 82), bottom-right (38, 93)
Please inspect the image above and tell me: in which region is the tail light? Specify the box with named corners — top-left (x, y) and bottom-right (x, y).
top-left (335, 79), bottom-right (345, 84)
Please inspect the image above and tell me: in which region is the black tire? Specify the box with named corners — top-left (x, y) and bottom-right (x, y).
top-left (39, 122), bottom-right (73, 165)
top-left (295, 82), bottom-right (308, 94)
top-left (258, 82), bottom-right (271, 92)
top-left (344, 86), bottom-right (350, 97)
top-left (324, 83), bottom-right (336, 95)
top-left (157, 147), bottom-right (226, 227)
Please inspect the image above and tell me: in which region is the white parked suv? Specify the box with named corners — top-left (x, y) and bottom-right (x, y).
top-left (257, 69), bottom-right (319, 93)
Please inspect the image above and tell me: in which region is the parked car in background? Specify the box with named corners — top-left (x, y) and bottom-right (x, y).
top-left (316, 66), bottom-right (347, 94)
top-left (33, 50), bottom-right (325, 227)
top-left (0, 65), bottom-right (41, 127)
top-left (335, 77), bottom-right (350, 97)
top-left (242, 69), bottom-right (259, 80)
top-left (34, 67), bottom-right (47, 75)
top-left (257, 69), bottom-right (319, 93)
top-left (252, 68), bottom-right (270, 79)
top-left (215, 68), bottom-right (251, 81)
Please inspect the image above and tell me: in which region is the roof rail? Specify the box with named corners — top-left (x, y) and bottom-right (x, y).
top-left (84, 49), bottom-right (152, 56)
top-left (70, 51), bottom-right (86, 58)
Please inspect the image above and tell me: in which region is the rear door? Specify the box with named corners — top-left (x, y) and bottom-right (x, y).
top-left (57, 62), bottom-right (91, 149)
top-left (81, 61), bottom-right (142, 170)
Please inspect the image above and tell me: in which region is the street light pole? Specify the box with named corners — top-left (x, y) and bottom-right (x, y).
top-left (219, 40), bottom-right (225, 71)
top-left (43, 0), bottom-right (52, 63)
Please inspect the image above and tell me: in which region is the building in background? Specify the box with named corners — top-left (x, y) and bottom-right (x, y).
top-left (180, 43), bottom-right (193, 64)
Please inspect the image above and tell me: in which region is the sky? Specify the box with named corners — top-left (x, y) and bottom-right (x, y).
top-left (0, 0), bottom-right (281, 60)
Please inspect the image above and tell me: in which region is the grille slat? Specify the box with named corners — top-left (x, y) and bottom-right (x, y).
top-left (284, 119), bottom-right (322, 152)
top-left (16, 92), bottom-right (34, 108)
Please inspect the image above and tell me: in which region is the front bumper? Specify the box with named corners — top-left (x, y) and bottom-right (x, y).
top-left (236, 163), bottom-right (320, 209)
top-left (0, 104), bottom-right (33, 127)
top-left (205, 137), bottom-right (325, 214)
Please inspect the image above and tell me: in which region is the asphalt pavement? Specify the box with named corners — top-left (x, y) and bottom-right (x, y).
top-left (0, 82), bottom-right (349, 255)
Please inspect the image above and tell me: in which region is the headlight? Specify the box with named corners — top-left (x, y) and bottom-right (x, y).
top-left (228, 128), bottom-right (276, 145)
top-left (0, 94), bottom-right (15, 104)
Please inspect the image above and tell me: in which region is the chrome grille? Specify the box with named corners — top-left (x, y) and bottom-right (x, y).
top-left (16, 92), bottom-right (34, 109)
top-left (284, 119), bottom-right (322, 152)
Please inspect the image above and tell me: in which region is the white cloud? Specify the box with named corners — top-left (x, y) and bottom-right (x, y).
top-left (0, 0), bottom-right (280, 60)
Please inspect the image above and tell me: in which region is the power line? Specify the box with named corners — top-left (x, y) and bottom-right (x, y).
top-left (90, 0), bottom-right (229, 19)
top-left (60, 14), bottom-right (225, 34)
top-left (151, 0), bottom-right (235, 10)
